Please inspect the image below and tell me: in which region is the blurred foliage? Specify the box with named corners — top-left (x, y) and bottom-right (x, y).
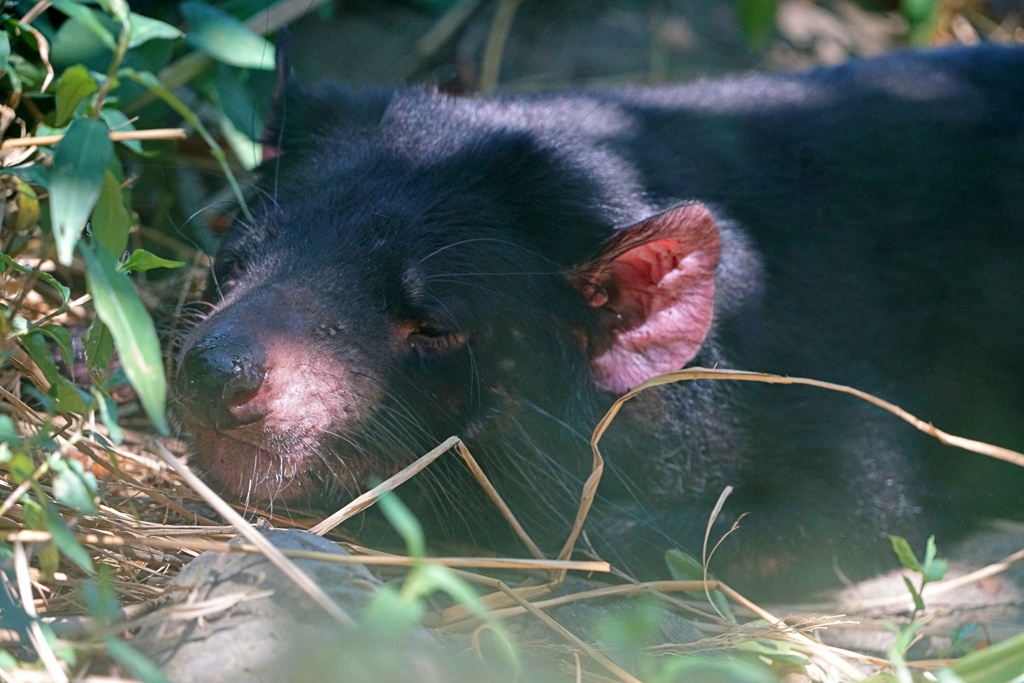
top-left (735, 0), bottom-right (779, 46)
top-left (0, 0), bottom-right (278, 676)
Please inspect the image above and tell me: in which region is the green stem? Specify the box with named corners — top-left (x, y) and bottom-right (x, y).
top-left (92, 19), bottom-right (131, 118)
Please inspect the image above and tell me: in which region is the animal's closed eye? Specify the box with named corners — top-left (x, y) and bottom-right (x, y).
top-left (213, 255), bottom-right (247, 296)
top-left (406, 322), bottom-right (466, 355)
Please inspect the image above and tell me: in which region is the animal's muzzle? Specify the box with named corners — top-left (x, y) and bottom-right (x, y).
top-left (176, 331), bottom-right (269, 430)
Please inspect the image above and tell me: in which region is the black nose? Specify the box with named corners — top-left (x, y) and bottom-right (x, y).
top-left (177, 331), bottom-right (268, 429)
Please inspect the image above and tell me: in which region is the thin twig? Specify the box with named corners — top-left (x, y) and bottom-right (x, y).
top-left (309, 436), bottom-right (546, 561)
top-left (0, 128), bottom-right (187, 151)
top-left (3, 530), bottom-right (606, 572)
top-left (152, 442), bottom-right (356, 627)
top-left (496, 579), bottom-right (643, 683)
top-left (627, 368), bottom-right (1024, 468)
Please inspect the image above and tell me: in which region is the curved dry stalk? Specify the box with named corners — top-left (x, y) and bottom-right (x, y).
top-left (629, 368), bottom-right (1024, 467)
top-left (555, 366), bottom-right (1024, 606)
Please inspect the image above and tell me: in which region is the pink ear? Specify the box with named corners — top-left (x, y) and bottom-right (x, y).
top-left (572, 203), bottom-right (721, 393)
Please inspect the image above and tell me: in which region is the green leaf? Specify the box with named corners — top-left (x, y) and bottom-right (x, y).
top-left (104, 637), bottom-right (172, 683)
top-left (211, 63), bottom-right (271, 140)
top-left (664, 547), bottom-right (705, 580)
top-left (0, 255), bottom-right (71, 309)
top-left (362, 587), bottom-right (426, 641)
top-left (56, 381), bottom-right (93, 414)
top-left (94, 390), bottom-right (124, 445)
top-left (902, 575), bottom-right (924, 612)
top-left (52, 64), bottom-right (99, 128)
top-left (889, 535), bottom-right (922, 572)
top-left (377, 493), bottom-right (425, 558)
top-left (6, 452), bottom-right (35, 483)
top-left (403, 563), bottom-right (517, 669)
top-left (49, 118), bottom-right (114, 266)
top-left (127, 13), bottom-right (184, 48)
top-left (658, 656), bottom-right (777, 683)
top-left (735, 0), bottom-right (777, 46)
top-left (947, 630), bottom-right (1024, 683)
top-left (7, 178), bottom-right (40, 233)
top-left (22, 499), bottom-right (62, 581)
top-left (37, 274), bottom-right (72, 310)
top-left (84, 319), bottom-right (116, 385)
top-left (90, 170), bottom-right (131, 257)
top-left (735, 639), bottom-right (811, 666)
top-left (902, 0), bottom-right (940, 24)
top-left (924, 534), bottom-right (937, 566)
top-left (48, 15), bottom-right (114, 72)
top-left (41, 498), bottom-right (95, 573)
top-left (592, 597), bottom-right (663, 651)
top-left (0, 416), bottom-right (19, 445)
top-left (97, 0), bottom-right (130, 24)
top-left (79, 242), bottom-right (169, 434)
top-left (180, 1), bottom-right (275, 70)
top-left (5, 447), bottom-right (34, 482)
top-left (83, 570), bottom-right (122, 623)
top-left (98, 108), bottom-right (143, 154)
top-left (21, 330), bottom-right (90, 414)
top-left (120, 249), bottom-right (185, 273)
top-left (3, 163), bottom-right (49, 188)
top-left (8, 18), bottom-right (39, 51)
top-left (4, 52), bottom-right (24, 91)
top-left (49, 0), bottom-right (117, 50)
top-left (33, 325), bottom-right (75, 376)
top-left (665, 549), bottom-right (735, 622)
top-left (49, 456), bottom-right (98, 513)
top-left (0, 32), bottom-right (10, 67)
top-left (922, 536), bottom-right (950, 583)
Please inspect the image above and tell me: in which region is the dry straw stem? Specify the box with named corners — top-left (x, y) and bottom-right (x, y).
top-left (73, 437), bottom-right (220, 526)
top-left (441, 580), bottom-right (718, 628)
top-left (437, 580), bottom-right (870, 679)
top-left (152, 441), bottom-right (356, 627)
top-left (558, 366), bottom-right (1024, 579)
top-left (714, 581), bottom-right (870, 679)
top-left (2, 530), bottom-right (604, 574)
top-left (412, 0), bottom-right (484, 63)
top-left (11, 541), bottom-right (69, 683)
top-left (543, 365), bottom-right (1024, 680)
top-left (618, 367), bottom-right (1024, 467)
top-left (495, 579), bottom-right (644, 683)
top-left (0, 128), bottom-right (187, 150)
top-left (310, 435), bottom-right (549, 562)
top-left (153, 441), bottom-right (608, 622)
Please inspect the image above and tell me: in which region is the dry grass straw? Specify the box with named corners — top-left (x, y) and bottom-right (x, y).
top-left (3, 287), bottom-right (1024, 680)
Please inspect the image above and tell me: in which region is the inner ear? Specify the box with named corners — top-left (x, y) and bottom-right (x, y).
top-left (570, 203), bottom-right (721, 393)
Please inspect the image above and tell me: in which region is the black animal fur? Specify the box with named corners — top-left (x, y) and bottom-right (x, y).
top-left (175, 45), bottom-right (1024, 594)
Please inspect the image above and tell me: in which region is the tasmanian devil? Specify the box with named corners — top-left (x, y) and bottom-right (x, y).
top-left (174, 44), bottom-right (1024, 593)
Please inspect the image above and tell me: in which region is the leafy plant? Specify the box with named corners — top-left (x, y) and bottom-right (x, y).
top-left (866, 535), bottom-right (952, 682)
top-left (890, 534), bottom-right (949, 620)
top-left (366, 492), bottom-right (517, 669)
top-left (0, 0), bottom-right (279, 675)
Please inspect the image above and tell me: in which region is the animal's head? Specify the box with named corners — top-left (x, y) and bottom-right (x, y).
top-left (173, 70), bottom-right (724, 510)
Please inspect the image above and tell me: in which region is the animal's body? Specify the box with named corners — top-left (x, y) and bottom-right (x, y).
top-left (175, 45), bottom-right (1024, 593)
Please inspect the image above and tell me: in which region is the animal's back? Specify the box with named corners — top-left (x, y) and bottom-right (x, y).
top-left (174, 45), bottom-right (1024, 594)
